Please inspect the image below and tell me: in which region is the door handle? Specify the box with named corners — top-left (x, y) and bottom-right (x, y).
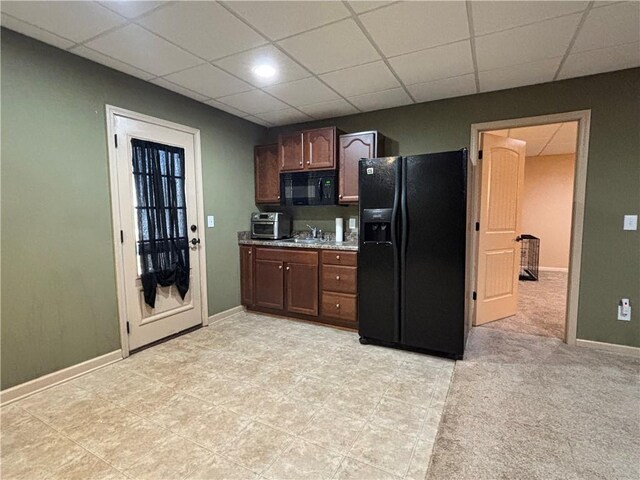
top-left (191, 238), bottom-right (200, 245)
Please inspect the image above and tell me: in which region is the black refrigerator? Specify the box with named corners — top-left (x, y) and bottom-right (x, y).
top-left (358, 150), bottom-right (467, 359)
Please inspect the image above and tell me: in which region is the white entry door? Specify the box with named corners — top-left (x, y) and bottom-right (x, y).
top-left (111, 111), bottom-right (205, 351)
top-left (475, 133), bottom-right (526, 325)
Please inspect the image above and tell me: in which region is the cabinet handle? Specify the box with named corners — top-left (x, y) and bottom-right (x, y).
top-left (286, 266), bottom-right (290, 271)
top-left (336, 275), bottom-right (340, 280)
top-left (278, 265), bottom-right (282, 269)
top-left (336, 303), bottom-right (341, 309)
top-left (336, 255), bottom-right (340, 260)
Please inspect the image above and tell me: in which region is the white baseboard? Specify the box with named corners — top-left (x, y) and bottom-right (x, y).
top-left (539, 267), bottom-right (569, 272)
top-left (576, 339), bottom-right (640, 357)
top-left (207, 305), bottom-right (245, 325)
top-left (0, 350), bottom-right (123, 406)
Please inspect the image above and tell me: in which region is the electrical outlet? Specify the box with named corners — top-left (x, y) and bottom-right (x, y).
top-left (349, 217), bottom-right (357, 230)
top-left (207, 215), bottom-right (215, 228)
top-left (617, 298), bottom-right (631, 321)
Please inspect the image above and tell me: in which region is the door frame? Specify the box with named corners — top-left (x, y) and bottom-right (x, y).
top-left (466, 110), bottom-right (591, 346)
top-left (105, 105), bottom-right (209, 357)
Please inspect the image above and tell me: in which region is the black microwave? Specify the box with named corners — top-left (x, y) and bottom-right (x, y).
top-left (280, 171), bottom-right (337, 206)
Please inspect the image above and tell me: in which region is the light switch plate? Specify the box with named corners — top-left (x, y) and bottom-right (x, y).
top-left (623, 215), bottom-right (638, 231)
top-left (207, 215), bottom-right (215, 228)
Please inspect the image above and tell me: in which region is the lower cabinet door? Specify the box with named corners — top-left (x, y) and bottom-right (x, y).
top-left (240, 246), bottom-right (254, 306)
top-left (255, 259), bottom-right (284, 310)
top-left (286, 262), bottom-right (319, 316)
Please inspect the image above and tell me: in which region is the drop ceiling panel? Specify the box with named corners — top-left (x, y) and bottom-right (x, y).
top-left (299, 99), bottom-right (359, 120)
top-left (70, 45), bottom-right (154, 80)
top-left (407, 74), bottom-right (477, 103)
top-left (278, 19), bottom-right (380, 73)
top-left (472, 1), bottom-right (588, 36)
top-left (510, 123), bottom-right (562, 141)
top-left (213, 45), bottom-right (310, 87)
top-left (558, 42), bottom-right (640, 79)
top-left (475, 14), bottom-right (581, 71)
top-left (226, 1), bottom-right (350, 40)
top-left (98, 1), bottom-right (164, 19)
top-left (150, 78), bottom-right (209, 103)
top-left (216, 89), bottom-right (289, 115)
top-left (163, 64), bottom-right (253, 99)
top-left (572, 2), bottom-right (640, 53)
top-left (1, 1), bottom-right (125, 43)
top-left (85, 24), bottom-right (202, 76)
top-left (255, 108), bottom-right (313, 126)
top-left (552, 122), bottom-right (578, 143)
top-left (244, 115), bottom-right (272, 127)
top-left (348, 87), bottom-right (412, 112)
top-left (1, 13), bottom-right (75, 50)
top-left (540, 141), bottom-right (576, 156)
top-left (205, 99), bottom-right (251, 118)
top-left (348, 1), bottom-right (395, 14)
top-left (265, 77), bottom-right (340, 107)
top-left (359, 1), bottom-right (469, 57)
top-left (138, 2), bottom-right (267, 61)
top-left (479, 57), bottom-right (561, 93)
top-left (319, 61), bottom-right (400, 97)
top-left (389, 40), bottom-right (474, 86)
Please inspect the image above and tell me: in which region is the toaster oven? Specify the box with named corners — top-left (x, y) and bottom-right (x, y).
top-left (251, 212), bottom-right (292, 240)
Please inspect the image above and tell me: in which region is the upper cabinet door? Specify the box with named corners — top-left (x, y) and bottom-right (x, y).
top-left (279, 132), bottom-right (303, 172)
top-left (304, 127), bottom-right (336, 170)
top-left (339, 131), bottom-right (381, 204)
top-left (255, 144), bottom-right (280, 204)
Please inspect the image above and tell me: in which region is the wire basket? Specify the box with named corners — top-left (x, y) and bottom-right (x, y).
top-left (519, 234), bottom-right (540, 281)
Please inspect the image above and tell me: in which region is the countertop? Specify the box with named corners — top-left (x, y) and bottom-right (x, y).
top-left (238, 238), bottom-right (359, 252)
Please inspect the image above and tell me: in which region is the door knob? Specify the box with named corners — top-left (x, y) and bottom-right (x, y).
top-left (515, 236), bottom-right (523, 242)
top-left (190, 238), bottom-right (200, 245)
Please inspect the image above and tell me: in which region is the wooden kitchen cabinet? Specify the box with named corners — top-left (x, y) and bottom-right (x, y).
top-left (254, 144), bottom-right (280, 204)
top-left (240, 246), bottom-right (254, 306)
top-left (339, 131), bottom-right (384, 204)
top-left (286, 262), bottom-right (319, 316)
top-left (303, 127), bottom-right (337, 170)
top-left (243, 245), bottom-right (356, 328)
top-left (254, 258), bottom-right (284, 311)
top-left (279, 132), bottom-right (303, 172)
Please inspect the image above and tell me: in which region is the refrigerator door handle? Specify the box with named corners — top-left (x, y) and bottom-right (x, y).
top-left (391, 158), bottom-right (402, 343)
top-left (400, 156), bottom-right (408, 343)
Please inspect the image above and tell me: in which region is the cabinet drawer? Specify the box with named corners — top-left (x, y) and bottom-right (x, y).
top-left (256, 248), bottom-right (318, 265)
top-left (321, 250), bottom-right (357, 266)
top-left (322, 292), bottom-right (357, 323)
top-left (322, 265), bottom-right (356, 294)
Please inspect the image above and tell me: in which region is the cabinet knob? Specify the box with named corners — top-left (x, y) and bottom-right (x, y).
top-left (306, 161), bottom-right (310, 165)
top-left (299, 161), bottom-right (302, 166)
top-left (277, 195), bottom-right (280, 199)
top-left (339, 194), bottom-right (343, 199)
top-left (248, 251), bottom-right (252, 255)
top-left (336, 303), bottom-right (341, 309)
top-left (286, 266), bottom-right (290, 271)
top-left (336, 255), bottom-right (340, 260)
top-left (278, 265), bottom-right (282, 269)
top-left (336, 275), bottom-right (340, 280)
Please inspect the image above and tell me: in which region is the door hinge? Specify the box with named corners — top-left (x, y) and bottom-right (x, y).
top-left (114, 134), bottom-right (118, 148)
top-left (478, 150), bottom-right (483, 160)
top-left (472, 291), bottom-right (477, 301)
top-left (120, 230), bottom-right (124, 243)
top-left (475, 222), bottom-right (479, 231)
top-left (126, 321), bottom-right (130, 334)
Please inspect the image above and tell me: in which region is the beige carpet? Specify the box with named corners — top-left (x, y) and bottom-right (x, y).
top-left (481, 271), bottom-right (567, 340)
top-left (427, 328), bottom-right (640, 480)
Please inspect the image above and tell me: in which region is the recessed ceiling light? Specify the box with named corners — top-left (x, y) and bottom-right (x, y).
top-left (252, 64), bottom-right (277, 78)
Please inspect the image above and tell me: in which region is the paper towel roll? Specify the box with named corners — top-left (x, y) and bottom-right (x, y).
top-left (335, 218), bottom-right (344, 242)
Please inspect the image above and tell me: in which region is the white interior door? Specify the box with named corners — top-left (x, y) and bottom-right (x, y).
top-left (113, 114), bottom-right (203, 350)
top-left (475, 133), bottom-right (526, 325)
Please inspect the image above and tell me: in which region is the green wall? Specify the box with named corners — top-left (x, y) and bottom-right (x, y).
top-left (266, 68), bottom-right (640, 348)
top-left (1, 29), bottom-right (266, 389)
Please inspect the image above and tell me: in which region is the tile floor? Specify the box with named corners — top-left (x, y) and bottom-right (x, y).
top-left (1, 312), bottom-right (454, 480)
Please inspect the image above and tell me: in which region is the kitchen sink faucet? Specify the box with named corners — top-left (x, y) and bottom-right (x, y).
top-left (307, 224), bottom-right (319, 238)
